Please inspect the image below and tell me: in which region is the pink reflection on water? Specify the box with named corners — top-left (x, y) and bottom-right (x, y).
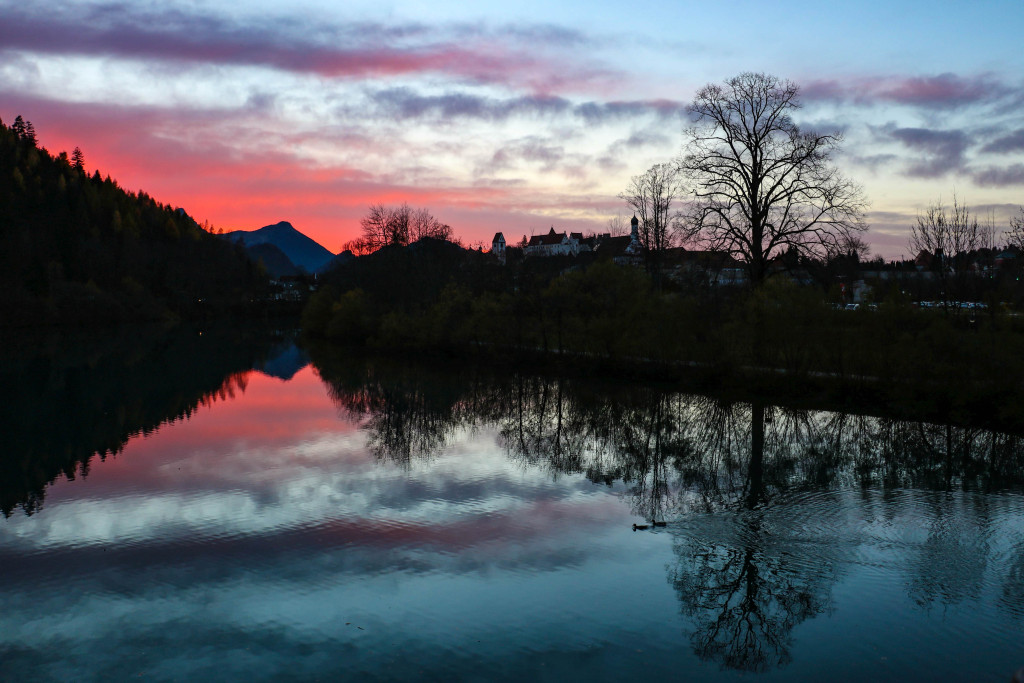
top-left (45, 365), bottom-right (366, 501)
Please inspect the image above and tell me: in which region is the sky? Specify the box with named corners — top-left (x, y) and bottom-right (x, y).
top-left (2, 0), bottom-right (1023, 257)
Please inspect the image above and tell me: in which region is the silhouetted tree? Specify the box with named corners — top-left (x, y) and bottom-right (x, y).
top-left (1008, 207), bottom-right (1024, 250)
top-left (909, 193), bottom-right (980, 308)
top-left (358, 203), bottom-right (452, 252)
top-left (71, 146), bottom-right (85, 171)
top-left (679, 72), bottom-right (867, 285)
top-left (619, 162), bottom-right (684, 256)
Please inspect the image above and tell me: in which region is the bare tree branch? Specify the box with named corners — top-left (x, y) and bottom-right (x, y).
top-left (678, 72), bottom-right (867, 285)
top-left (619, 162), bottom-right (686, 255)
top-left (359, 203), bottom-right (452, 252)
top-left (1008, 207), bottom-right (1024, 250)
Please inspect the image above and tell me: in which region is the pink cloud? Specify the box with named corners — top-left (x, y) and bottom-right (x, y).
top-left (2, 91), bottom-right (626, 252)
top-left (0, 5), bottom-right (616, 96)
top-left (804, 73), bottom-right (1011, 109)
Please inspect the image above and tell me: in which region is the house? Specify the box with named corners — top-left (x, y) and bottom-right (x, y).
top-left (996, 247), bottom-right (1020, 268)
top-left (671, 250), bottom-right (748, 286)
top-left (525, 227), bottom-right (582, 257)
top-left (491, 232), bottom-right (506, 263)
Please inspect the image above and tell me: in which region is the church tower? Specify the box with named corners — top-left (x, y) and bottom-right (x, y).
top-left (626, 214), bottom-right (641, 254)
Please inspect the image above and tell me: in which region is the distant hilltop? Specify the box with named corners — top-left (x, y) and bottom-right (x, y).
top-left (223, 221), bottom-right (336, 275)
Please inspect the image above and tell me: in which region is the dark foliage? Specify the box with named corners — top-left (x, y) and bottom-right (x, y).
top-left (306, 247), bottom-right (1024, 432)
top-left (0, 324), bottom-right (287, 516)
top-left (0, 116), bottom-right (268, 326)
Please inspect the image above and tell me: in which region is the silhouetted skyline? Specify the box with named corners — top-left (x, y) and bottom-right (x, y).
top-left (2, 0), bottom-right (1022, 256)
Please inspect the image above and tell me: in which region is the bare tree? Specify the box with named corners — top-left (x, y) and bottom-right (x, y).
top-left (1008, 207), bottom-right (1024, 250)
top-left (619, 162), bottom-right (684, 256)
top-left (606, 215), bottom-right (628, 236)
top-left (410, 206), bottom-right (453, 242)
top-left (359, 203), bottom-right (402, 251)
top-left (979, 209), bottom-right (999, 252)
top-left (678, 72), bottom-right (867, 285)
top-left (358, 203), bottom-right (452, 252)
top-left (831, 232), bottom-right (872, 262)
top-left (909, 194), bottom-right (981, 308)
top-left (909, 194), bottom-right (980, 263)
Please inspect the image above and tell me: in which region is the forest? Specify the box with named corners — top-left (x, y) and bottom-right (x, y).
top-left (304, 239), bottom-right (1024, 433)
top-left (0, 115), bottom-right (268, 326)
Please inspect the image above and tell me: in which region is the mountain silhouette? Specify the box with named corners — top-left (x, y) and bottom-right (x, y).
top-left (245, 242), bottom-right (301, 278)
top-left (223, 222), bottom-right (335, 273)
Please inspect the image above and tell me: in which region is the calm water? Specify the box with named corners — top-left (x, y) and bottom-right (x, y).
top-left (2, 328), bottom-right (1024, 681)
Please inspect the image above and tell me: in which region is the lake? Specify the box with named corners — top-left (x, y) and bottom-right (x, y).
top-left (2, 327), bottom-right (1023, 681)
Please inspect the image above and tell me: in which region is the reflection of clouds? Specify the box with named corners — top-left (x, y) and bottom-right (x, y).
top-left (0, 528), bottom-right (681, 681)
top-left (0, 426), bottom-right (609, 555)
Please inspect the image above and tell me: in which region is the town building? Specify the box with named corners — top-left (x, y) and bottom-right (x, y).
top-left (524, 227), bottom-right (585, 257)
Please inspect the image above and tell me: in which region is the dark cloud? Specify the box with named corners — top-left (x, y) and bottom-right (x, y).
top-left (888, 127), bottom-right (970, 178)
top-left (973, 164), bottom-right (1024, 187)
top-left (575, 99), bottom-right (686, 123)
top-left (846, 153), bottom-right (899, 172)
top-left (980, 129), bottom-right (1024, 154)
top-left (488, 137), bottom-right (566, 172)
top-left (0, 3), bottom-right (612, 92)
top-left (370, 88), bottom-right (573, 121)
top-left (367, 88), bottom-right (684, 123)
top-left (804, 73), bottom-right (1012, 110)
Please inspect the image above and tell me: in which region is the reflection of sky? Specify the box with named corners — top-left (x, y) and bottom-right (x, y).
top-left (1, 366), bottom-right (690, 680)
top-left (3, 367), bottom-right (1024, 680)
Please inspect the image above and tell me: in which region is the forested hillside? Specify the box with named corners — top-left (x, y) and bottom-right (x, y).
top-left (0, 115), bottom-right (267, 326)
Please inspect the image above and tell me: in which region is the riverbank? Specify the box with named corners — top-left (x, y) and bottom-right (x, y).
top-left (302, 262), bottom-right (1024, 434)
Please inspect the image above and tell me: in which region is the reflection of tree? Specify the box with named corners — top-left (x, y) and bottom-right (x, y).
top-left (1002, 545), bottom-right (1024, 617)
top-left (313, 349), bottom-right (477, 467)
top-left (308, 350), bottom-right (1024, 671)
top-left (666, 400), bottom-right (838, 672)
top-left (669, 515), bottom-right (834, 672)
top-left (0, 325), bottom-right (284, 516)
top-left (852, 420), bottom-right (1024, 490)
top-left (907, 494), bottom-right (990, 609)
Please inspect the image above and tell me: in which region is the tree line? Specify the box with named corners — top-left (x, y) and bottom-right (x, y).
top-left (0, 115), bottom-right (268, 326)
top-left (619, 72), bottom-right (1024, 288)
top-left (336, 72), bottom-right (1021, 302)
top-left (302, 232), bottom-right (1024, 433)
top-left (344, 202), bottom-right (454, 255)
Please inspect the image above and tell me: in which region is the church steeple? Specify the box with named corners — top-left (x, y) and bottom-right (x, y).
top-left (625, 214), bottom-right (643, 255)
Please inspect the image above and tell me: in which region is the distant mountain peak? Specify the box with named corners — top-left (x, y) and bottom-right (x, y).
top-left (262, 221), bottom-right (295, 231)
top-left (222, 221), bottom-right (335, 273)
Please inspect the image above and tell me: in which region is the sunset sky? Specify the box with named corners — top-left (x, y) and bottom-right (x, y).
top-left (3, 0), bottom-right (1023, 257)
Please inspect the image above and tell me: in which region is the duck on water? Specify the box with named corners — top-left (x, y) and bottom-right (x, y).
top-left (632, 520), bottom-right (667, 531)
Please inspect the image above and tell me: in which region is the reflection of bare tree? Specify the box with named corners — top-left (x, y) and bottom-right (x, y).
top-left (666, 401), bottom-right (839, 672)
top-left (907, 494), bottom-right (990, 609)
top-left (310, 349), bottom-right (1024, 672)
top-left (1002, 545), bottom-right (1024, 617)
top-left (852, 421), bottom-right (1024, 490)
top-left (319, 359), bottom-right (472, 467)
top-left (497, 374), bottom-right (626, 481)
top-left (669, 514), bottom-right (835, 672)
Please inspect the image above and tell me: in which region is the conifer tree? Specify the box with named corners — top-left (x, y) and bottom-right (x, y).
top-left (12, 115), bottom-right (25, 139)
top-left (72, 147), bottom-right (85, 171)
